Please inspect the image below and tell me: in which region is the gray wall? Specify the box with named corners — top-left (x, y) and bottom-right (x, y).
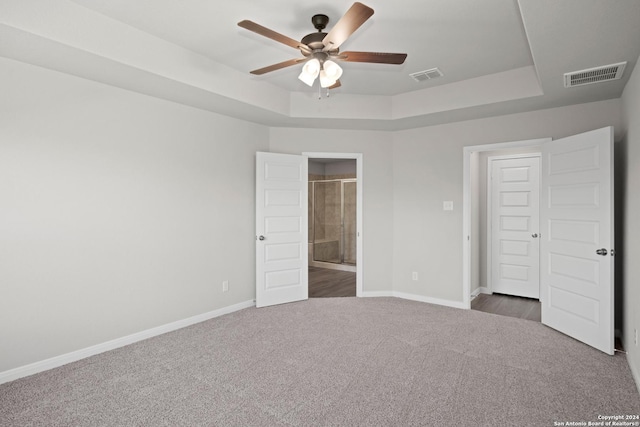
top-left (621, 58), bottom-right (640, 387)
top-left (0, 58), bottom-right (269, 372)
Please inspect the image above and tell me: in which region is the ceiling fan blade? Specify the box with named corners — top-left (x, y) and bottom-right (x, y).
top-left (250, 58), bottom-right (306, 75)
top-left (339, 51), bottom-right (407, 64)
top-left (238, 20), bottom-right (310, 53)
top-left (328, 80), bottom-right (342, 89)
top-left (322, 2), bottom-right (374, 51)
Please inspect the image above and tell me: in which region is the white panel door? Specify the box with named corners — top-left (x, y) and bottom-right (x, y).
top-left (491, 156), bottom-right (540, 298)
top-left (541, 127), bottom-right (614, 355)
top-left (256, 152), bottom-right (308, 308)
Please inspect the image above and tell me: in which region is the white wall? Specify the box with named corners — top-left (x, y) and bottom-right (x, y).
top-left (269, 128), bottom-right (394, 293)
top-left (621, 59), bottom-right (640, 386)
top-left (0, 58), bottom-right (269, 373)
top-left (392, 99), bottom-right (623, 303)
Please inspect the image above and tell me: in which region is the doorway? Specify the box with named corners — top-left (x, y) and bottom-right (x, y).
top-left (304, 152), bottom-right (363, 298)
top-left (469, 146), bottom-right (544, 322)
top-left (464, 143), bottom-right (545, 307)
top-left (463, 127), bottom-right (615, 355)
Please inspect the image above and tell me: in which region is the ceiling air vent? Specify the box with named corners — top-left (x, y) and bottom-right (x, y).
top-left (564, 62), bottom-right (627, 88)
top-left (410, 67), bottom-right (443, 83)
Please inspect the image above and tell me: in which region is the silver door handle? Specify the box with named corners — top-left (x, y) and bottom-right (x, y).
top-left (258, 235), bottom-right (265, 241)
top-left (596, 248), bottom-right (607, 256)
top-left (531, 233), bottom-right (538, 238)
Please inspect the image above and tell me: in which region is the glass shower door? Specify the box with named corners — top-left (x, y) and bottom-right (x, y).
top-left (313, 181), bottom-right (342, 263)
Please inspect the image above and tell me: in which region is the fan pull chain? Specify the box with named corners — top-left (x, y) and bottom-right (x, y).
top-left (316, 83), bottom-right (331, 100)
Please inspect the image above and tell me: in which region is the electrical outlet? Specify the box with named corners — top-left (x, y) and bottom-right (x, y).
top-left (412, 272), bottom-right (418, 281)
top-left (222, 280), bottom-right (229, 292)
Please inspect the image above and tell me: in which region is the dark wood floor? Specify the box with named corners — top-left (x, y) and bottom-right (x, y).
top-left (308, 266), bottom-right (356, 298)
top-left (471, 293), bottom-right (541, 322)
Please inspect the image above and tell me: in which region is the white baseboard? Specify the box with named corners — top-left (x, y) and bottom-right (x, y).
top-left (309, 261), bottom-right (357, 273)
top-left (393, 291), bottom-right (468, 310)
top-left (471, 287), bottom-right (490, 299)
top-left (360, 291), bottom-right (395, 298)
top-left (620, 333), bottom-right (640, 394)
top-left (0, 299), bottom-right (255, 385)
top-left (628, 352), bottom-right (640, 394)
top-left (361, 291), bottom-right (467, 310)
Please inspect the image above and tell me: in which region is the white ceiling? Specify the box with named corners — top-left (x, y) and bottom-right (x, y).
top-left (1, 0), bottom-right (639, 130)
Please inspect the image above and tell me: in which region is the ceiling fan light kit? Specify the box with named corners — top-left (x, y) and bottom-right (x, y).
top-left (238, 2), bottom-right (407, 91)
top-left (298, 58), bottom-right (320, 86)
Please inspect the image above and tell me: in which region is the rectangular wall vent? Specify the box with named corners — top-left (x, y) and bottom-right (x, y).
top-left (410, 68), bottom-right (443, 83)
top-left (564, 62), bottom-right (627, 88)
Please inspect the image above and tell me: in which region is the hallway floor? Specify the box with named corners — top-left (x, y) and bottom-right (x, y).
top-left (471, 292), bottom-right (541, 322)
top-left (308, 266), bottom-right (356, 298)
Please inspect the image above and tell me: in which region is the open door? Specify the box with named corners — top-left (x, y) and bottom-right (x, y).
top-left (540, 127), bottom-right (614, 355)
top-left (255, 152), bottom-right (308, 308)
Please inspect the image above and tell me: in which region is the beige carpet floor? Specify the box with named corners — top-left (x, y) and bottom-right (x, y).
top-left (1, 297), bottom-right (639, 426)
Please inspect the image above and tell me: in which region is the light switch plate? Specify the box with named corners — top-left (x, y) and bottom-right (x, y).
top-left (443, 201), bottom-right (453, 211)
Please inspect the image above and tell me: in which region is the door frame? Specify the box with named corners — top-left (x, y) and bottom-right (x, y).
top-left (303, 152), bottom-right (363, 297)
top-left (462, 138), bottom-right (550, 309)
top-left (486, 153), bottom-right (541, 296)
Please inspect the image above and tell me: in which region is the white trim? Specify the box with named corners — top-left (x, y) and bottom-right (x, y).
top-left (628, 353), bottom-right (640, 394)
top-left (462, 138), bottom-right (550, 310)
top-left (486, 153), bottom-right (541, 295)
top-left (309, 260), bottom-right (356, 272)
top-left (471, 286), bottom-right (490, 298)
top-left (0, 300), bottom-right (255, 385)
top-left (621, 335), bottom-right (640, 393)
top-left (303, 152), bottom-right (363, 297)
top-left (361, 291), bottom-right (395, 298)
top-left (393, 292), bottom-right (468, 310)
top-left (362, 291), bottom-right (467, 310)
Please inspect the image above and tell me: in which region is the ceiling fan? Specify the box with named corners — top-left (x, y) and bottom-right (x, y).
top-left (238, 2), bottom-right (407, 89)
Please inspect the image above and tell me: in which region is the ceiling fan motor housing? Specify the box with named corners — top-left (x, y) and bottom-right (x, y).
top-left (302, 14), bottom-right (332, 51)
top-left (311, 14), bottom-right (329, 31)
top-left (301, 32), bottom-right (328, 51)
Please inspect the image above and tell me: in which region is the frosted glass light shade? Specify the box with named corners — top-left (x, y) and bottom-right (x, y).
top-left (319, 70), bottom-right (335, 88)
top-left (323, 60), bottom-right (343, 80)
top-left (319, 60), bottom-right (343, 88)
top-left (298, 58), bottom-right (320, 86)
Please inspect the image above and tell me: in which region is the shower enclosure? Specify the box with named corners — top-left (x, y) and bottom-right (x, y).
top-left (308, 179), bottom-right (357, 271)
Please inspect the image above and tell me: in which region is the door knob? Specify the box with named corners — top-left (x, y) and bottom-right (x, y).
top-left (596, 248), bottom-right (608, 256)
top-left (258, 235), bottom-right (265, 241)
top-left (531, 233), bottom-right (538, 238)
